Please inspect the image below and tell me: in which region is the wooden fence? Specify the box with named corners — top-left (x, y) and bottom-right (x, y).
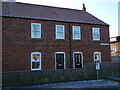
top-left (2, 62), bottom-right (120, 87)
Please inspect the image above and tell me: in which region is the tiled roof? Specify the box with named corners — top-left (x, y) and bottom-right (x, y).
top-left (2, 2), bottom-right (109, 26)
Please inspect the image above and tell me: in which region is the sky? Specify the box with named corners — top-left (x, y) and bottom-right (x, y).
top-left (16, 0), bottom-right (119, 37)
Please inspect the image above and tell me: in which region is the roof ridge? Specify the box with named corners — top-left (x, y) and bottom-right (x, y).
top-left (11, 2), bottom-right (83, 12)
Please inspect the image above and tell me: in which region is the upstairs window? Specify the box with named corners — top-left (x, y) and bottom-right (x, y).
top-left (72, 26), bottom-right (81, 40)
top-left (56, 25), bottom-right (65, 39)
top-left (94, 52), bottom-right (101, 63)
top-left (31, 52), bottom-right (41, 70)
top-left (92, 28), bottom-right (100, 40)
top-left (31, 23), bottom-right (41, 38)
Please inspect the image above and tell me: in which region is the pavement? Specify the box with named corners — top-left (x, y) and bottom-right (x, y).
top-left (3, 77), bottom-right (120, 89)
top-left (22, 79), bottom-right (120, 88)
top-left (105, 77), bottom-right (120, 82)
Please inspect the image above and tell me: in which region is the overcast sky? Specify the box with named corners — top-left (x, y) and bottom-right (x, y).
top-left (16, 0), bottom-right (119, 37)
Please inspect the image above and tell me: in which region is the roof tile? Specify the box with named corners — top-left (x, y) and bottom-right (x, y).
top-left (2, 2), bottom-right (109, 25)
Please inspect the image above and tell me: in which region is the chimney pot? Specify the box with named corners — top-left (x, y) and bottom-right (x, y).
top-left (82, 3), bottom-right (86, 11)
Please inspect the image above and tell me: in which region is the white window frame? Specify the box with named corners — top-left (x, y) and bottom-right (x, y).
top-left (31, 52), bottom-right (41, 71)
top-left (72, 26), bottom-right (81, 40)
top-left (92, 27), bottom-right (100, 41)
top-left (94, 52), bottom-right (101, 63)
top-left (56, 25), bottom-right (65, 39)
top-left (55, 52), bottom-right (66, 70)
top-left (31, 23), bottom-right (41, 38)
top-left (111, 46), bottom-right (117, 53)
top-left (73, 52), bottom-right (83, 69)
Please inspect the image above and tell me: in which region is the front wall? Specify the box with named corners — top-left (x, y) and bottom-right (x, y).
top-left (2, 17), bottom-right (111, 72)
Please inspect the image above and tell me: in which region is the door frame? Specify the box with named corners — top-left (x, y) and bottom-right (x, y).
top-left (55, 52), bottom-right (66, 70)
top-left (73, 52), bottom-right (83, 69)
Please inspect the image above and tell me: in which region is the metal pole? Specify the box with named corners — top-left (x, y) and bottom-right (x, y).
top-left (97, 70), bottom-right (99, 80)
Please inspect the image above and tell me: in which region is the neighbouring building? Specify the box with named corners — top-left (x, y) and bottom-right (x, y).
top-left (110, 36), bottom-right (120, 56)
top-left (110, 36), bottom-right (120, 63)
top-left (2, 2), bottom-right (111, 72)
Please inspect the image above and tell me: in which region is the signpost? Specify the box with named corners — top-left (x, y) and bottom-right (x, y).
top-left (95, 61), bottom-right (100, 80)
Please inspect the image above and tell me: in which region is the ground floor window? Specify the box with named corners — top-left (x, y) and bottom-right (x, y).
top-left (73, 52), bottom-right (83, 68)
top-left (55, 52), bottom-right (66, 69)
top-left (94, 52), bottom-right (101, 63)
top-left (31, 52), bottom-right (41, 70)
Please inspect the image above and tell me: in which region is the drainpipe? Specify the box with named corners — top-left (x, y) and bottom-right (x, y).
top-left (68, 23), bottom-right (72, 68)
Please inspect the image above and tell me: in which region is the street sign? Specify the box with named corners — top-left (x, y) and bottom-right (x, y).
top-left (96, 63), bottom-right (100, 70)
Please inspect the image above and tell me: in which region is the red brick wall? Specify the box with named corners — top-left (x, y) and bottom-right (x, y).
top-left (2, 17), bottom-right (111, 72)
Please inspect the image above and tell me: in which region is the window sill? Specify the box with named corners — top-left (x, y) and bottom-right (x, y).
top-left (31, 69), bottom-right (41, 71)
top-left (55, 39), bottom-right (66, 41)
top-left (72, 39), bottom-right (81, 41)
top-left (30, 38), bottom-right (42, 40)
top-left (92, 40), bottom-right (101, 41)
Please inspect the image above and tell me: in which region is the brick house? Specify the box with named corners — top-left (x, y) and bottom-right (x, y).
top-left (2, 2), bottom-right (111, 72)
top-left (110, 36), bottom-right (120, 56)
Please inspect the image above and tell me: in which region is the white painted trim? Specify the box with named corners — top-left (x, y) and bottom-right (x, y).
top-left (31, 52), bottom-right (41, 71)
top-left (55, 52), bottom-right (66, 70)
top-left (92, 27), bottom-right (100, 41)
top-left (100, 43), bottom-right (109, 46)
top-left (93, 52), bottom-right (101, 63)
top-left (31, 23), bottom-right (41, 38)
top-left (73, 52), bottom-right (83, 69)
top-left (56, 25), bottom-right (65, 39)
top-left (72, 26), bottom-right (81, 40)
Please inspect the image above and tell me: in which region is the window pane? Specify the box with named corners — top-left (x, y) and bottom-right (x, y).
top-left (93, 28), bottom-right (100, 40)
top-left (57, 29), bottom-right (63, 33)
top-left (74, 26), bottom-right (80, 30)
top-left (74, 29), bottom-right (79, 33)
top-left (32, 62), bottom-right (36, 69)
top-left (57, 26), bottom-right (64, 31)
top-left (33, 31), bottom-right (40, 38)
top-left (32, 54), bottom-right (37, 61)
top-left (32, 54), bottom-right (40, 61)
top-left (94, 34), bottom-right (99, 39)
top-left (74, 33), bottom-right (80, 39)
top-left (31, 53), bottom-right (41, 70)
top-left (95, 54), bottom-right (100, 60)
top-left (56, 25), bottom-right (64, 39)
top-left (93, 29), bottom-right (98, 34)
top-left (36, 62), bottom-right (40, 68)
top-left (73, 26), bottom-right (80, 39)
top-left (57, 32), bottom-right (63, 38)
top-left (111, 47), bottom-right (117, 52)
top-left (31, 23), bottom-right (41, 38)
top-left (33, 24), bottom-right (40, 31)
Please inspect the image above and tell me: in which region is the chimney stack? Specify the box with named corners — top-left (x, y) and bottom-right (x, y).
top-left (82, 3), bottom-right (86, 11)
